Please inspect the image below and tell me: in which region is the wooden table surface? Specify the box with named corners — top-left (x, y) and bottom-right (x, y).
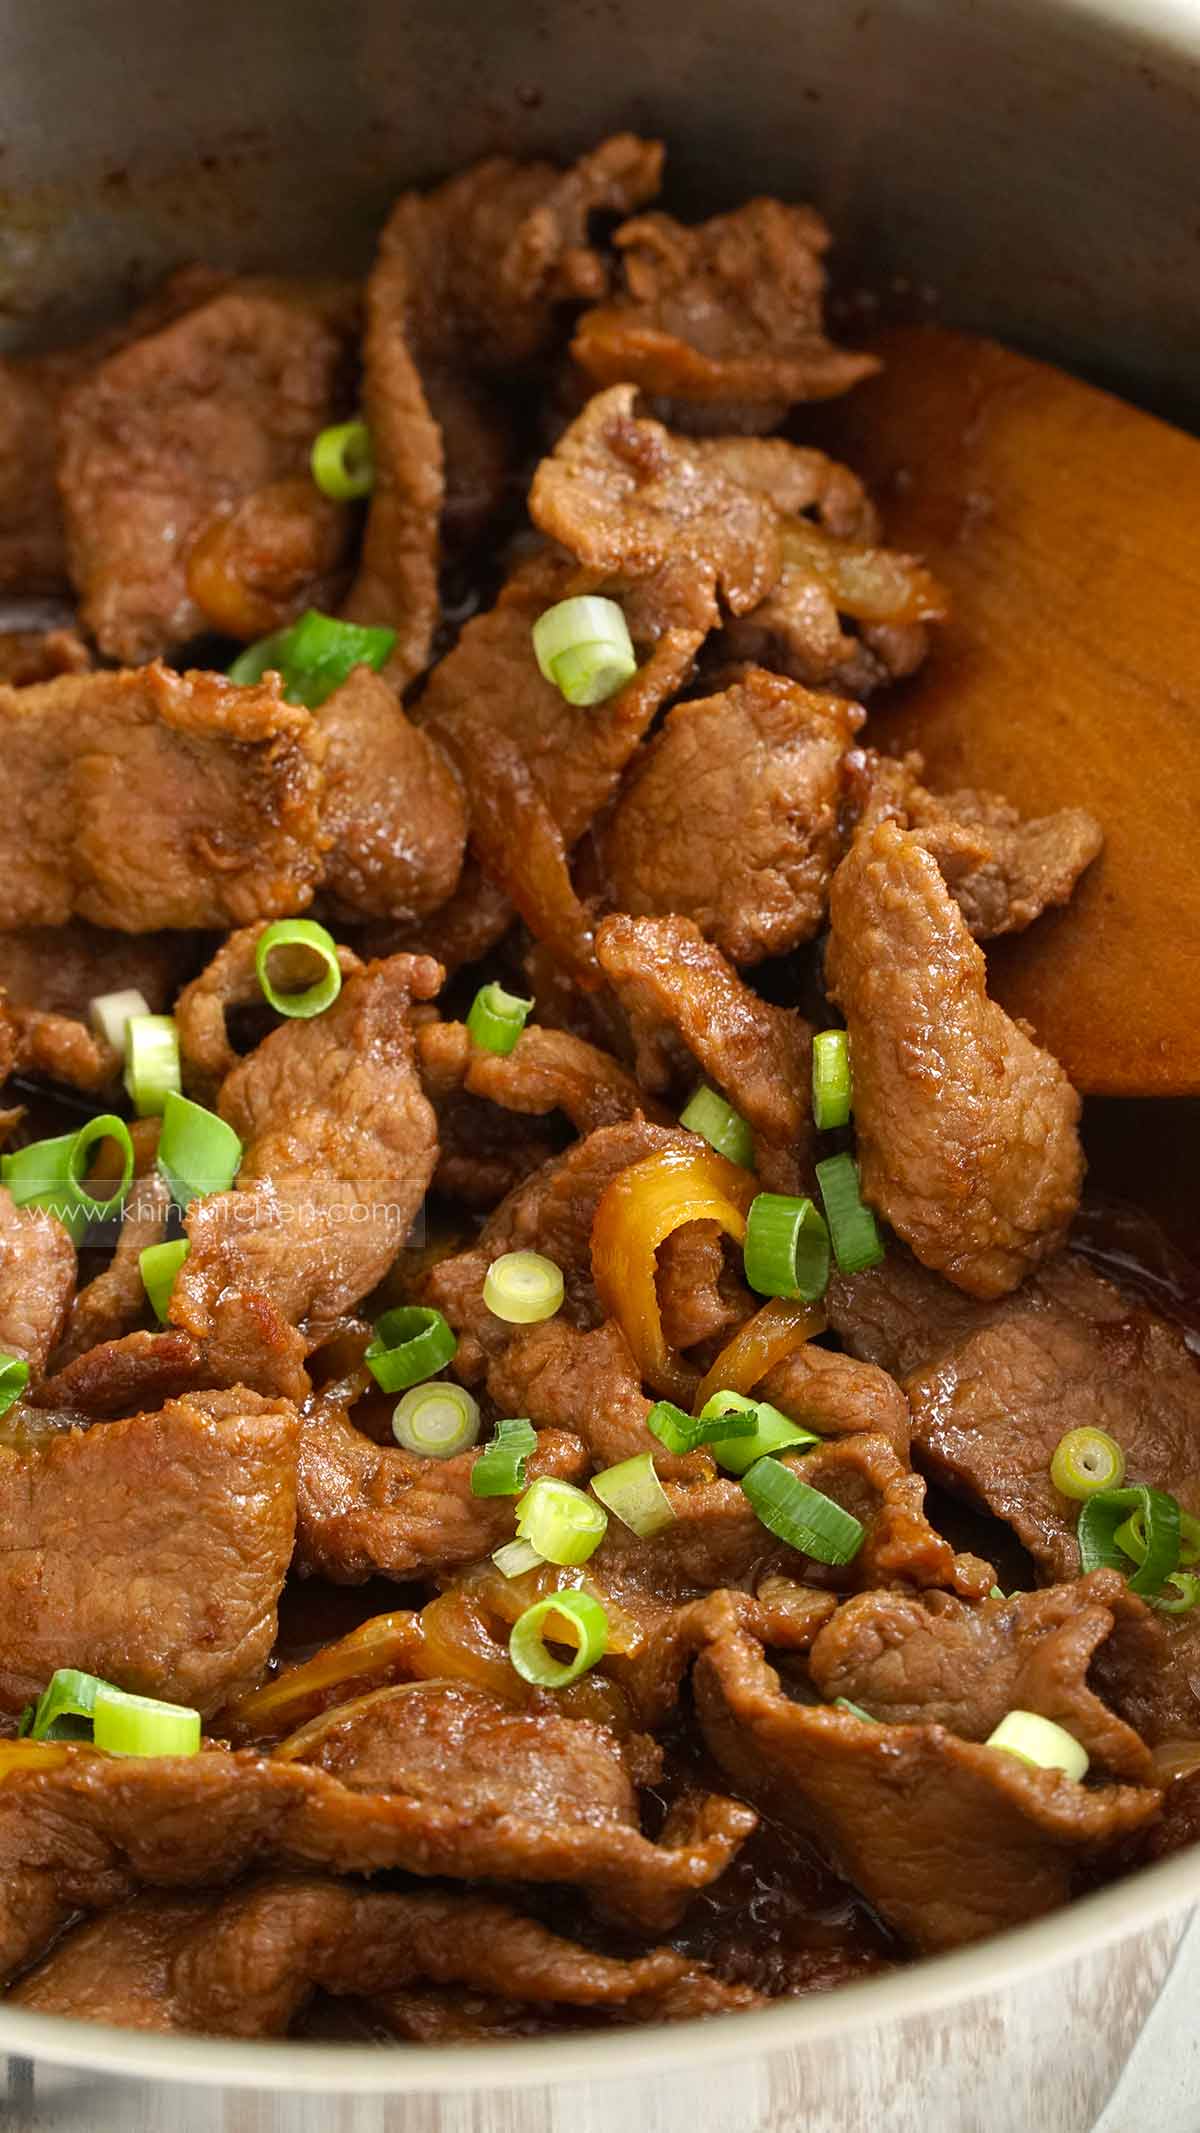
top-left (5, 1907), bottom-right (1200, 2133)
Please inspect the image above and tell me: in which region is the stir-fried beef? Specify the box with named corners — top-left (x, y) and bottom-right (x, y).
top-left (759, 1345), bottom-right (912, 1456)
top-left (175, 923), bottom-right (362, 1103)
top-left (59, 280), bottom-right (358, 663)
top-left (50, 1171), bottom-right (170, 1368)
top-left (316, 666), bottom-right (466, 922)
top-left (572, 200), bottom-right (877, 426)
top-left (12, 1875), bottom-right (754, 2035)
top-left (0, 358), bottom-right (73, 594)
top-left (0, 1189), bottom-right (75, 1372)
top-left (0, 664), bottom-right (325, 931)
top-left (417, 1016), bottom-right (654, 1140)
top-left (695, 1628), bottom-right (1159, 1953)
top-left (826, 820), bottom-right (1084, 1296)
top-left (600, 670), bottom-right (864, 963)
top-left (0, 925), bottom-right (189, 1025)
top-left (0, 1390), bottom-right (297, 1716)
top-left (0, 625), bottom-right (90, 686)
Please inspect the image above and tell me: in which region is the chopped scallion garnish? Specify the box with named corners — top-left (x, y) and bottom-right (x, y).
top-left (815, 1153), bottom-right (885, 1275)
top-left (365, 1305), bottom-right (457, 1395)
top-left (1151, 1572), bottom-right (1200, 1615)
top-left (157, 1091), bottom-right (242, 1208)
top-left (1077, 1484), bottom-right (1181, 1597)
top-left (1050, 1427), bottom-right (1126, 1501)
top-left (91, 1684), bottom-right (201, 1759)
top-left (88, 988), bottom-right (151, 1059)
top-left (743, 1192), bottom-right (830, 1303)
top-left (515, 1476), bottom-right (607, 1565)
top-left (466, 982), bottom-right (534, 1057)
top-left (124, 1014), bottom-right (181, 1118)
top-left (509, 1589), bottom-right (608, 1687)
top-left (2, 1114), bottom-right (134, 1245)
top-left (228, 609), bottom-right (396, 710)
top-left (833, 1697), bottom-right (877, 1723)
top-left (741, 1456), bottom-right (864, 1565)
top-left (591, 1452), bottom-right (676, 1538)
top-left (310, 417), bottom-right (374, 501)
top-left (392, 1381), bottom-right (480, 1460)
top-left (255, 918), bottom-right (342, 1020)
top-left (139, 1239), bottom-right (189, 1323)
top-left (470, 1417), bottom-right (538, 1499)
top-left (696, 1390), bottom-right (820, 1476)
top-left (21, 1668), bottom-right (101, 1742)
top-left (492, 1536), bottom-right (545, 1579)
top-left (0, 1354), bottom-right (29, 1419)
top-left (812, 1029), bottom-right (852, 1131)
top-left (985, 1709), bottom-right (1088, 1782)
top-left (645, 1398), bottom-right (758, 1459)
top-left (679, 1086), bottom-right (754, 1170)
top-left (483, 1250), bottom-right (564, 1325)
top-left (531, 596), bottom-right (636, 706)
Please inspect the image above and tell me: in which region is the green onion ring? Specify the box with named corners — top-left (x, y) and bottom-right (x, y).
top-left (741, 1456), bottom-right (864, 1565)
top-left (311, 417), bottom-right (374, 501)
top-left (157, 1091), bottom-right (243, 1209)
top-left (1049, 1426), bottom-right (1126, 1501)
top-left (515, 1476), bottom-right (607, 1566)
top-left (365, 1305), bottom-right (458, 1395)
top-left (815, 1153), bottom-right (885, 1275)
top-left (0, 1354), bottom-right (29, 1419)
top-left (743, 1192), bottom-right (831, 1303)
top-left (679, 1086), bottom-right (755, 1170)
top-left (811, 1029), bottom-right (852, 1131)
top-left (255, 918), bottom-right (343, 1019)
top-left (466, 982), bottom-right (533, 1057)
top-left (91, 1684), bottom-right (201, 1759)
top-left (1077, 1484), bottom-right (1181, 1597)
top-left (471, 1417), bottom-right (538, 1499)
top-left (124, 1013), bottom-right (182, 1118)
top-left (509, 1590), bottom-right (609, 1688)
top-left (139, 1239), bottom-right (189, 1323)
top-left (590, 1452), bottom-right (676, 1538)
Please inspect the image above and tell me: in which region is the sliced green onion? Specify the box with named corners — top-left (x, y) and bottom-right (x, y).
top-left (471, 1417), bottom-right (538, 1499)
top-left (255, 918), bottom-right (342, 1020)
top-left (466, 982), bottom-right (533, 1057)
top-left (157, 1091), bottom-right (242, 1208)
top-left (697, 1390), bottom-right (820, 1476)
top-left (139, 1239), bottom-right (189, 1323)
top-left (741, 1456), bottom-right (864, 1565)
top-left (92, 1684), bottom-right (201, 1759)
top-left (833, 1697), bottom-right (877, 1723)
top-left (743, 1193), bottom-right (830, 1303)
top-left (1151, 1572), bottom-right (1200, 1615)
top-left (392, 1381), bottom-right (480, 1459)
top-left (679, 1086), bottom-right (754, 1170)
top-left (646, 1397), bottom-right (758, 1458)
top-left (229, 608), bottom-right (396, 710)
top-left (311, 417), bottom-right (374, 501)
top-left (509, 1590), bottom-right (608, 1688)
top-left (591, 1452), bottom-right (676, 1538)
top-left (1078, 1484), bottom-right (1181, 1596)
top-left (986, 1709), bottom-right (1089, 1782)
top-left (492, 1537), bottom-right (545, 1579)
top-left (1050, 1426), bottom-right (1126, 1501)
top-left (812, 1030), bottom-right (852, 1131)
top-left (22, 1668), bottom-right (102, 1742)
top-left (815, 1154), bottom-right (884, 1275)
top-left (483, 1250), bottom-right (564, 1325)
top-left (2, 1113), bottom-right (134, 1244)
top-left (123, 1014), bottom-right (181, 1117)
top-left (0, 1354), bottom-right (29, 1418)
top-left (89, 988), bottom-right (151, 1058)
top-left (531, 597), bottom-right (636, 706)
top-left (1179, 1511), bottom-right (1200, 1568)
top-left (365, 1305), bottom-right (457, 1395)
top-left (516, 1476), bottom-right (607, 1565)
top-left (989, 1585), bottom-right (1006, 1600)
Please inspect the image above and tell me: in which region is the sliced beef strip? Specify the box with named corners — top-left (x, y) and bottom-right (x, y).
top-left (717, 525), bottom-right (945, 700)
top-left (50, 1170), bottom-right (170, 1369)
top-left (0, 924), bottom-right (191, 1024)
top-left (315, 665), bottom-right (467, 923)
top-left (38, 1286), bottom-right (310, 1412)
top-left (0, 625), bottom-right (90, 686)
top-left (0, 1389), bottom-right (298, 1717)
top-left (6, 1005), bottom-right (119, 1094)
top-left (0, 357), bottom-right (73, 595)
top-left (9, 1876), bottom-right (753, 2036)
top-left (183, 477), bottom-right (352, 642)
top-left (695, 1628), bottom-right (1160, 1954)
top-left (171, 954), bottom-right (440, 1351)
top-left (417, 550), bottom-right (707, 977)
top-left (416, 1016), bottom-right (656, 1140)
top-left (0, 1738), bottom-right (755, 1977)
top-left (572, 200), bottom-right (878, 425)
top-left (0, 664), bottom-right (325, 931)
top-left (825, 1243), bottom-right (1004, 1380)
top-left (845, 748), bottom-right (1103, 939)
top-left (58, 279), bottom-right (359, 663)
top-left (430, 1090), bottom-right (560, 1212)
top-left (487, 1317), bottom-right (706, 1479)
top-left (295, 1402), bottom-right (588, 1583)
top-left (595, 913), bottom-right (813, 1191)
top-left (0, 1188), bottom-right (75, 1372)
top-left (600, 669), bottom-right (864, 964)
top-left (656, 1221), bottom-right (744, 1353)
top-left (825, 820), bottom-right (1084, 1297)
top-left (175, 923), bottom-right (362, 1104)
top-left (807, 1573), bottom-right (1155, 1782)
top-left (759, 1345), bottom-right (912, 1458)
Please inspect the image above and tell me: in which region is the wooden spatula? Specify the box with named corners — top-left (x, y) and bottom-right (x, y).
top-left (812, 326), bottom-right (1200, 1097)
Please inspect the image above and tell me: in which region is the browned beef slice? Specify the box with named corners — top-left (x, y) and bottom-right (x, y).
top-left (487, 1317), bottom-right (703, 1477)
top-left (759, 1344), bottom-right (912, 1456)
top-left (0, 1189), bottom-right (75, 1372)
top-left (417, 550), bottom-right (707, 976)
top-left (0, 664), bottom-right (325, 931)
top-left (572, 200), bottom-right (878, 420)
top-left (172, 954), bottom-right (440, 1348)
top-left (50, 1172), bottom-right (169, 1369)
top-left (826, 1245), bottom-right (1002, 1379)
top-left (7, 1006), bottom-right (119, 1093)
top-left (0, 924), bottom-right (190, 1022)
top-left (825, 820), bottom-right (1084, 1296)
top-left (315, 666), bottom-right (466, 922)
top-left (417, 1015), bottom-right (655, 1139)
top-left (422, 364), bottom-right (513, 548)
top-left (58, 280), bottom-right (358, 663)
top-left (595, 912), bottom-right (813, 1189)
top-left (530, 384), bottom-right (781, 616)
top-left (902, 1258), bottom-right (1200, 1583)
top-left (846, 749), bottom-right (1103, 939)
top-left (808, 1573), bottom-right (1154, 1782)
top-left (695, 1629), bottom-right (1159, 1953)
top-left (35, 1327), bottom-right (209, 1417)
top-left (430, 1091), bottom-right (559, 1212)
top-left (0, 1389), bottom-right (298, 1717)
top-left (656, 1221), bottom-right (745, 1353)
top-left (0, 1738), bottom-right (754, 1975)
top-left (718, 535), bottom-right (944, 704)
top-left (183, 478), bottom-right (352, 643)
top-left (175, 924), bottom-right (362, 1104)
top-left (295, 1402), bottom-right (588, 1583)
top-left (10, 1876), bottom-right (752, 2036)
top-left (0, 358), bottom-right (71, 593)
top-left (0, 626), bottom-right (90, 686)
top-left (601, 670), bottom-right (863, 963)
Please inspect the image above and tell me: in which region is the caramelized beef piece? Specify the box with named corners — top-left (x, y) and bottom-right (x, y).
top-left (718, 533), bottom-right (945, 700)
top-left (572, 201), bottom-right (877, 425)
top-left (826, 821), bottom-right (1084, 1296)
top-left (39, 1291), bottom-right (309, 1412)
top-left (175, 923), bottom-right (362, 1103)
top-left (59, 280), bottom-right (358, 662)
top-left (808, 1573), bottom-right (1154, 1782)
top-left (316, 666), bottom-right (466, 922)
top-left (10, 1876), bottom-right (752, 2036)
top-left (295, 1407), bottom-right (588, 1582)
top-left (0, 664), bottom-right (325, 931)
top-left (0, 625), bottom-right (90, 686)
top-left (0, 1189), bottom-right (75, 1372)
top-left (600, 669), bottom-right (863, 962)
top-left (0, 924), bottom-right (190, 1023)
top-left (184, 478), bottom-right (351, 642)
top-left (595, 913), bottom-right (813, 1190)
top-left (0, 358), bottom-right (72, 594)
top-left (0, 1389), bottom-right (298, 1716)
top-left (417, 1016), bottom-right (654, 1140)
top-left (51, 1172), bottom-right (170, 1369)
top-left (487, 1317), bottom-right (703, 1477)
top-left (0, 1740), bottom-right (754, 1976)
top-left (695, 1629), bottom-right (1159, 1953)
top-left (759, 1345), bottom-right (912, 1458)
top-left (826, 1245), bottom-right (999, 1379)
top-left (6, 1006), bottom-right (119, 1094)
top-left (173, 955), bottom-right (440, 1350)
